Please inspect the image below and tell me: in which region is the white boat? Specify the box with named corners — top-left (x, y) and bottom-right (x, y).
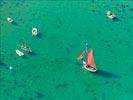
top-left (7, 17), bottom-right (13, 23)
top-left (32, 27), bottom-right (38, 36)
top-left (106, 11), bottom-right (116, 19)
top-left (16, 49), bottom-right (24, 57)
top-left (78, 48), bottom-right (97, 72)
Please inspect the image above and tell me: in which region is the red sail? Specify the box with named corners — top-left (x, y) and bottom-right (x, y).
top-left (87, 48), bottom-right (96, 68)
top-left (78, 51), bottom-right (84, 60)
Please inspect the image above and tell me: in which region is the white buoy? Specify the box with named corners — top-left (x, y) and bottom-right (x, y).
top-left (7, 17), bottom-right (13, 23)
top-left (32, 27), bottom-right (38, 36)
top-left (9, 66), bottom-right (13, 70)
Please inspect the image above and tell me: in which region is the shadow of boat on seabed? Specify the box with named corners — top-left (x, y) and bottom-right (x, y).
top-left (74, 61), bottom-right (120, 78)
top-left (95, 69), bottom-right (121, 78)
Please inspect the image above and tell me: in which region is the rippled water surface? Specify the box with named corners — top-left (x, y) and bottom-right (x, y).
top-left (0, 0), bottom-right (133, 100)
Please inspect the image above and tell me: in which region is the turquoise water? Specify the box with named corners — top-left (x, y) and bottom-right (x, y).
top-left (0, 0), bottom-right (133, 100)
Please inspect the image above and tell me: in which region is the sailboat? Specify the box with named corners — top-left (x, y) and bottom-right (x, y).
top-left (21, 42), bottom-right (32, 53)
top-left (78, 48), bottom-right (97, 72)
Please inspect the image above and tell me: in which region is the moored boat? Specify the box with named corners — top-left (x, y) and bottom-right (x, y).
top-left (32, 27), bottom-right (38, 36)
top-left (7, 17), bottom-right (13, 23)
top-left (16, 49), bottom-right (24, 57)
top-left (106, 11), bottom-right (116, 20)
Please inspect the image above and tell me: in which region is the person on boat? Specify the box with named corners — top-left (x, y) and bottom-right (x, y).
top-left (21, 43), bottom-right (29, 50)
top-left (86, 64), bottom-right (96, 70)
top-left (83, 60), bottom-right (86, 65)
top-left (83, 60), bottom-right (96, 70)
top-left (33, 30), bottom-right (36, 33)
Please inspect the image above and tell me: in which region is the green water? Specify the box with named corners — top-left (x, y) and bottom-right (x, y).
top-left (0, 0), bottom-right (133, 100)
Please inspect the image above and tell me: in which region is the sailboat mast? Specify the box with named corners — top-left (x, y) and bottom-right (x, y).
top-left (85, 43), bottom-right (88, 53)
top-left (85, 43), bottom-right (88, 62)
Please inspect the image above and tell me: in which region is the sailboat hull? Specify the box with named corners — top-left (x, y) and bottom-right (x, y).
top-left (83, 64), bottom-right (97, 72)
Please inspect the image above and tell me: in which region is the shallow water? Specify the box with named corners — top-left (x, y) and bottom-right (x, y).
top-left (0, 0), bottom-right (133, 100)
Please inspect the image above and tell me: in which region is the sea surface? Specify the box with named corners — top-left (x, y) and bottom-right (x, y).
top-left (0, 0), bottom-right (133, 100)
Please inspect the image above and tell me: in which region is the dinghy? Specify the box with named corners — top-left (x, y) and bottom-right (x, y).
top-left (106, 11), bottom-right (116, 19)
top-left (32, 27), bottom-right (38, 36)
top-left (78, 48), bottom-right (97, 72)
top-left (7, 17), bottom-right (13, 23)
top-left (16, 49), bottom-right (24, 57)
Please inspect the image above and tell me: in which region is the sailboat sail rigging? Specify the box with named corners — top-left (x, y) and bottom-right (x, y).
top-left (87, 49), bottom-right (96, 69)
top-left (77, 51), bottom-right (84, 60)
top-left (78, 48), bottom-right (97, 72)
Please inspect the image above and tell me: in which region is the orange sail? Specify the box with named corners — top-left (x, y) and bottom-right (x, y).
top-left (87, 48), bottom-right (96, 68)
top-left (78, 51), bottom-right (84, 60)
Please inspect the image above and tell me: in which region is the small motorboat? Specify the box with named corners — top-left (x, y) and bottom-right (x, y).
top-left (106, 11), bottom-right (116, 20)
top-left (7, 17), bottom-right (13, 23)
top-left (16, 49), bottom-right (24, 57)
top-left (78, 48), bottom-right (97, 72)
top-left (32, 27), bottom-right (38, 36)
top-left (21, 43), bottom-right (32, 53)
